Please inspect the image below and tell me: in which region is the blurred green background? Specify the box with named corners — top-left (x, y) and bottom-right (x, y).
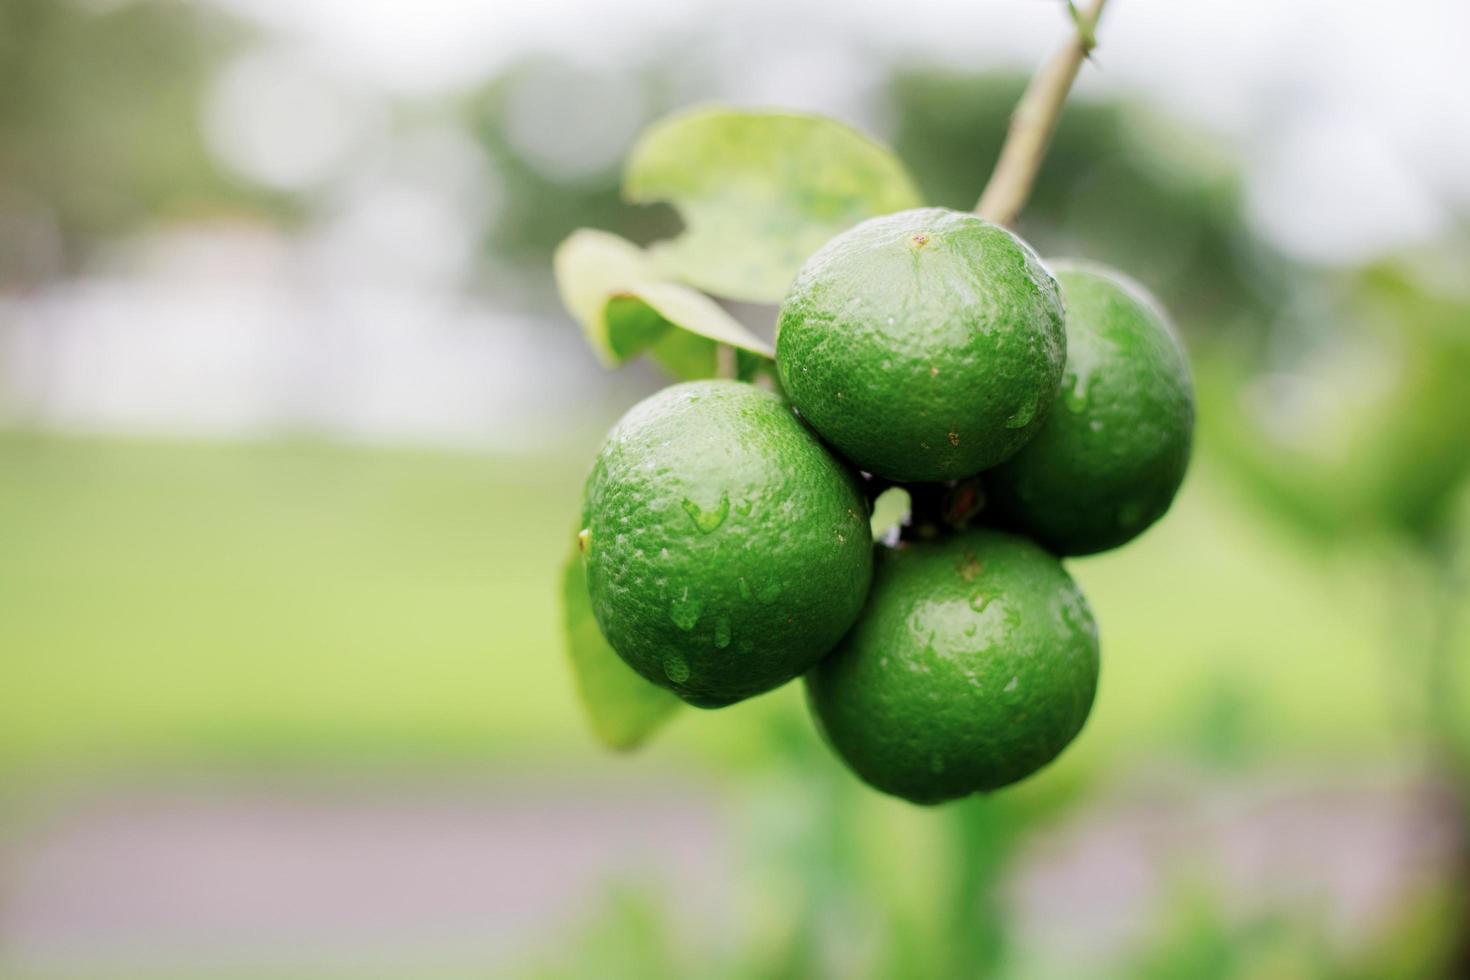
top-left (2, 0), bottom-right (1469, 977)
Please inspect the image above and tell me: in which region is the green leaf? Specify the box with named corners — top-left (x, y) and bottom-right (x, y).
top-left (562, 536), bottom-right (681, 750)
top-left (869, 486), bottom-right (912, 541)
top-left (623, 107), bottom-right (924, 302)
top-left (645, 322), bottom-right (718, 380)
top-left (735, 348), bottom-right (782, 387)
top-left (553, 229), bottom-right (773, 380)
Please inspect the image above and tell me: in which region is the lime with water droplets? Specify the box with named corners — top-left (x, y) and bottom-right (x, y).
top-left (805, 528), bottom-right (1099, 804)
top-left (581, 380), bottom-right (873, 707)
top-left (985, 261), bottom-right (1194, 556)
top-left (775, 207), bottom-right (1066, 482)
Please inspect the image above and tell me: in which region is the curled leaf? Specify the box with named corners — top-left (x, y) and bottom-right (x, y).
top-left (553, 229), bottom-right (773, 380)
top-left (624, 107), bottom-right (924, 302)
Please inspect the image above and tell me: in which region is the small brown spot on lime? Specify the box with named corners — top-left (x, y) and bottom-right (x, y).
top-left (947, 431), bottom-right (960, 447)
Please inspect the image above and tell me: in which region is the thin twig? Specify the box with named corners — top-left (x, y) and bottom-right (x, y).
top-left (975, 0), bottom-right (1108, 226)
top-left (715, 343), bottom-right (737, 379)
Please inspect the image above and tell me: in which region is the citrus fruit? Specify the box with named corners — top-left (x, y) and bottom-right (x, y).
top-left (775, 207), bottom-right (1066, 482)
top-left (580, 380), bottom-right (874, 708)
top-left (805, 528), bottom-right (1099, 804)
top-left (985, 261), bottom-right (1194, 555)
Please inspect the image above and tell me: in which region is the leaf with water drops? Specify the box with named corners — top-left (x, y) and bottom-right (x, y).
top-left (562, 537), bottom-right (680, 751)
top-left (623, 107), bottom-right (924, 303)
top-left (553, 229), bottom-right (773, 381)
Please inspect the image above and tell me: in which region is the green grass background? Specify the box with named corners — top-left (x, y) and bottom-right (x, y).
top-left (0, 427), bottom-right (1425, 790)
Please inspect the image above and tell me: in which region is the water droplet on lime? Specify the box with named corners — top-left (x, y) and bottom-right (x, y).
top-left (681, 491), bottom-right (730, 533)
top-left (663, 656), bottom-right (691, 683)
top-left (670, 591), bottom-right (703, 630)
top-left (1004, 393), bottom-right (1038, 429)
top-left (714, 616), bottom-right (732, 649)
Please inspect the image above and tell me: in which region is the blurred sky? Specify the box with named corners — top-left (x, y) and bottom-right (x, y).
top-left (203, 0), bottom-right (1470, 258)
top-left (3, 0), bottom-right (1467, 450)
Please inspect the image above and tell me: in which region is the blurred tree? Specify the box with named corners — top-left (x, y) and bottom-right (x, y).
top-left (886, 69), bottom-right (1289, 346)
top-left (461, 60), bottom-right (681, 307)
top-left (0, 0), bottom-right (272, 285)
top-left (1206, 257), bottom-right (1470, 541)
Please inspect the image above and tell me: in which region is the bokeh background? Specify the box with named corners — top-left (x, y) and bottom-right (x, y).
top-left (3, 0), bottom-right (1470, 976)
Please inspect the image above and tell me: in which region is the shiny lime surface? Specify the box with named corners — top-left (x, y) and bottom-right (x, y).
top-left (776, 207), bottom-right (1066, 482)
top-left (986, 261), bottom-right (1194, 555)
top-left (581, 380), bottom-right (873, 708)
top-left (806, 529), bottom-right (1099, 804)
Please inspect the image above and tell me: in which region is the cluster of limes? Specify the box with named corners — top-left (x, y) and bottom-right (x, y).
top-left (578, 207), bottom-right (1194, 804)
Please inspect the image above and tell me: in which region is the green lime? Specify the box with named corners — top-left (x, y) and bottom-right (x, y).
top-left (986, 261), bottom-right (1194, 556)
top-left (581, 380), bottom-right (873, 708)
top-left (805, 529), bottom-right (1099, 804)
top-left (776, 207), bottom-right (1066, 482)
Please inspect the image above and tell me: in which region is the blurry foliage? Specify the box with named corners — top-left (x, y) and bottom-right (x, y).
top-left (462, 61), bottom-right (682, 297)
top-left (0, 0), bottom-right (273, 282)
top-left (887, 70), bottom-right (1289, 344)
top-left (1447, 486), bottom-right (1470, 772)
top-left (1347, 881), bottom-right (1467, 980)
top-left (721, 713), bottom-right (1091, 980)
top-left (522, 884), bottom-right (690, 980)
top-left (1126, 887), bottom-right (1341, 980)
top-left (1125, 876), bottom-right (1467, 980)
top-left (1206, 260), bottom-right (1470, 543)
top-left (1187, 673), bottom-right (1268, 771)
top-left (508, 711), bottom-right (1090, 980)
